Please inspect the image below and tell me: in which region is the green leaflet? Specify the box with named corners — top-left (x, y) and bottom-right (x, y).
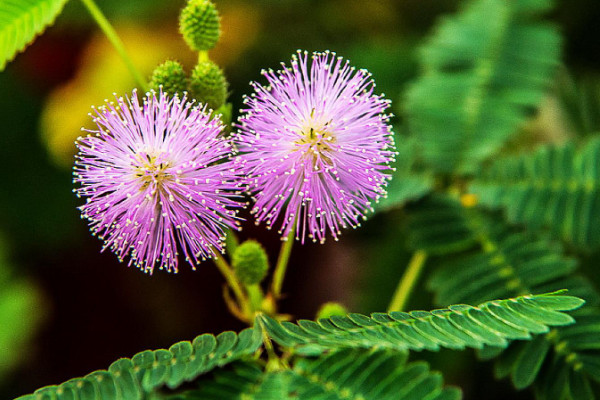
top-left (179, 349), bottom-right (460, 400)
top-left (404, 0), bottom-right (560, 174)
top-left (14, 326), bottom-right (262, 400)
top-left (470, 138), bottom-right (600, 249)
top-left (0, 0), bottom-right (70, 71)
top-left (257, 292), bottom-right (583, 355)
top-left (556, 71), bottom-right (600, 138)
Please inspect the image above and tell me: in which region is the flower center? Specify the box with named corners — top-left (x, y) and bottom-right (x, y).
top-left (295, 126), bottom-right (336, 155)
top-left (133, 151), bottom-right (173, 191)
top-left (294, 126), bottom-right (337, 169)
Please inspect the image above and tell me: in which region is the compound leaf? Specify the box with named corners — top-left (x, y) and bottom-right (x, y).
top-left (0, 0), bottom-right (70, 70)
top-left (257, 292), bottom-right (583, 355)
top-left (14, 326), bottom-right (262, 400)
top-left (409, 196), bottom-right (600, 398)
top-left (405, 0), bottom-right (560, 174)
top-left (470, 138), bottom-right (600, 249)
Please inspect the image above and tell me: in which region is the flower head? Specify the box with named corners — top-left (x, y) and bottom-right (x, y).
top-left (74, 90), bottom-right (243, 273)
top-left (235, 51), bottom-right (395, 243)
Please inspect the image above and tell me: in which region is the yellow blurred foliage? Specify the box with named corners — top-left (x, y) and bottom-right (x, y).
top-left (41, 24), bottom-right (196, 166)
top-left (42, 4), bottom-right (261, 168)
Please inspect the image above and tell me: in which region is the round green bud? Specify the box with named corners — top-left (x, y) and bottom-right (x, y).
top-left (189, 61), bottom-right (228, 110)
top-left (316, 302), bottom-right (348, 320)
top-left (149, 60), bottom-right (188, 98)
top-left (179, 0), bottom-right (221, 51)
top-left (232, 240), bottom-right (269, 285)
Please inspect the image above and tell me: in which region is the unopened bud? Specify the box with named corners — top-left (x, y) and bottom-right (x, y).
top-left (149, 60), bottom-right (188, 98)
top-left (179, 0), bottom-right (221, 51)
top-left (189, 61), bottom-right (228, 110)
top-left (232, 240), bottom-right (269, 285)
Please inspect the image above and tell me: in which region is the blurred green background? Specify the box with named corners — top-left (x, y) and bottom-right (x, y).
top-left (1, 0), bottom-right (600, 398)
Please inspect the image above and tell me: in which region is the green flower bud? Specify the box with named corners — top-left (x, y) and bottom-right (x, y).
top-left (232, 240), bottom-right (269, 285)
top-left (179, 0), bottom-right (221, 51)
top-left (316, 302), bottom-right (348, 320)
top-left (149, 60), bottom-right (188, 98)
top-left (189, 61), bottom-right (228, 110)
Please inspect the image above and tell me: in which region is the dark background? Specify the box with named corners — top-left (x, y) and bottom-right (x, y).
top-left (1, 0), bottom-right (599, 398)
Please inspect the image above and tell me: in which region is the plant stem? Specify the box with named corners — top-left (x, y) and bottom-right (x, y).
top-left (198, 50), bottom-right (209, 63)
top-left (213, 253), bottom-right (248, 311)
top-left (80, 0), bottom-right (148, 90)
top-left (271, 227), bottom-right (296, 299)
top-left (258, 316), bottom-right (283, 370)
top-left (246, 284), bottom-right (263, 313)
top-left (387, 250), bottom-right (428, 312)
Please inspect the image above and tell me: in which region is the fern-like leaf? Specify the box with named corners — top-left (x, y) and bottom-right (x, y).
top-left (257, 292), bottom-right (583, 355)
top-left (14, 326), bottom-right (262, 400)
top-left (416, 200), bottom-right (598, 306)
top-left (172, 364), bottom-right (295, 400)
top-left (482, 311), bottom-right (600, 399)
top-left (164, 362), bottom-right (272, 399)
top-left (557, 70), bottom-right (600, 137)
top-left (290, 348), bottom-right (460, 400)
top-left (407, 196), bottom-right (599, 307)
top-left (183, 349), bottom-right (460, 400)
top-left (405, 0), bottom-right (560, 174)
top-left (408, 196), bottom-right (600, 398)
top-left (0, 0), bottom-right (69, 71)
top-left (470, 138), bottom-right (600, 249)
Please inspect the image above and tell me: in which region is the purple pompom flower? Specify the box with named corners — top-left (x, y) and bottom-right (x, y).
top-left (74, 90), bottom-right (243, 274)
top-left (235, 51), bottom-right (395, 243)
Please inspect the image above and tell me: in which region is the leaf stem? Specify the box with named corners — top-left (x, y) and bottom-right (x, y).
top-left (257, 314), bottom-right (287, 371)
top-left (79, 0), bottom-right (148, 90)
top-left (246, 284), bottom-right (264, 313)
top-left (213, 253), bottom-right (249, 314)
top-left (271, 227), bottom-right (296, 299)
top-left (387, 250), bottom-right (428, 312)
top-left (198, 50), bottom-right (209, 63)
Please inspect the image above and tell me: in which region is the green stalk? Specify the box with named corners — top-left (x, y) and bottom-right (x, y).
top-left (246, 284), bottom-right (264, 313)
top-left (213, 254), bottom-right (249, 314)
top-left (198, 50), bottom-right (209, 63)
top-left (80, 0), bottom-right (148, 90)
top-left (270, 227), bottom-right (296, 299)
top-left (387, 250), bottom-right (428, 312)
top-left (258, 316), bottom-right (284, 371)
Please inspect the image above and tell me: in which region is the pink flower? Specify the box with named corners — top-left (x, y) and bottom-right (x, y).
top-left (235, 51), bottom-right (395, 243)
top-left (74, 90), bottom-right (243, 273)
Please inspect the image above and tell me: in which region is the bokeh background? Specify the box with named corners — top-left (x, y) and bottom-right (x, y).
top-left (1, 0), bottom-right (600, 398)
